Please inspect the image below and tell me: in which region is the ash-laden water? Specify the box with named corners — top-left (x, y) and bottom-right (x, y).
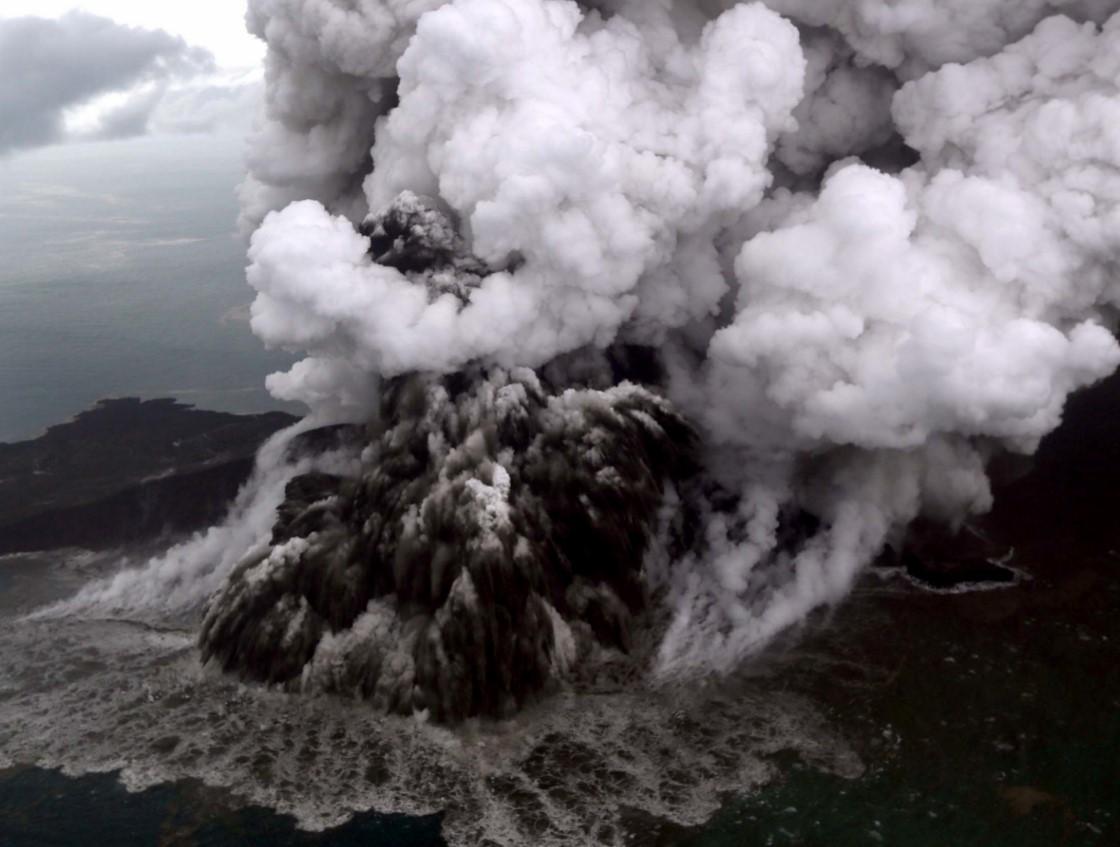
top-left (0, 548), bottom-right (861, 847)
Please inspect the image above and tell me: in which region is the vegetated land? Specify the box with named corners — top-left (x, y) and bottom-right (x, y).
top-left (0, 397), bottom-right (295, 554)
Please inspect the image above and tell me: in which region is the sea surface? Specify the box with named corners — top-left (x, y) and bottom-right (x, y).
top-left (0, 542), bottom-right (1115, 846)
top-left (0, 135), bottom-right (298, 442)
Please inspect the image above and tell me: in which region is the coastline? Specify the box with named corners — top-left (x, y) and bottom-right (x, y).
top-left (0, 397), bottom-right (297, 555)
top-left (0, 389), bottom-right (1116, 846)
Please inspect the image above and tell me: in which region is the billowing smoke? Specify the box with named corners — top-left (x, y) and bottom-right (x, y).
top-left (666, 8), bottom-right (1120, 670)
top-left (72, 0), bottom-right (1120, 718)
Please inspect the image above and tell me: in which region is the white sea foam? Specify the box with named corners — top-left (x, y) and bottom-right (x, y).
top-left (0, 576), bottom-right (860, 846)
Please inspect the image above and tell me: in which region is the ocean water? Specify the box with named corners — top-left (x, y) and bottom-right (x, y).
top-left (0, 543), bottom-right (1115, 846)
top-left (0, 135), bottom-right (298, 443)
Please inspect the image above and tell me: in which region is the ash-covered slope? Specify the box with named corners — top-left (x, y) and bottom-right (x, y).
top-left (200, 196), bottom-right (695, 721)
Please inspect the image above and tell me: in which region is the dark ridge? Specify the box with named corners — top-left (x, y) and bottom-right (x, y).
top-left (869, 368), bottom-right (1120, 589)
top-left (200, 366), bottom-right (696, 723)
top-left (0, 398), bottom-right (296, 554)
top-left (0, 458), bottom-right (255, 556)
top-left (987, 367), bottom-right (1120, 562)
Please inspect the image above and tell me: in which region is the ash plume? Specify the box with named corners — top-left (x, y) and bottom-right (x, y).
top-left (201, 358), bottom-right (694, 721)
top-left (69, 0), bottom-right (1120, 717)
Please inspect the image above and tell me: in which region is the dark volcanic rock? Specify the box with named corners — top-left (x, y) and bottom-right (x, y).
top-left (284, 424), bottom-right (367, 463)
top-left (0, 398), bottom-right (296, 554)
top-left (200, 366), bottom-right (695, 723)
top-left (880, 518), bottom-right (1017, 591)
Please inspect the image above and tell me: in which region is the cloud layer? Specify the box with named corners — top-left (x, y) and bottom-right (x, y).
top-left (0, 11), bottom-right (247, 154)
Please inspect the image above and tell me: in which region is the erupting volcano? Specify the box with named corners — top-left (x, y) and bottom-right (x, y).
top-left (52, 0), bottom-right (1120, 722)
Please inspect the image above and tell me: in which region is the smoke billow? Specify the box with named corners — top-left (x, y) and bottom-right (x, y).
top-left (65, 0), bottom-right (1120, 717)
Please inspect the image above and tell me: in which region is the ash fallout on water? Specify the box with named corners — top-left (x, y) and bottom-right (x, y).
top-left (62, 0), bottom-right (1120, 720)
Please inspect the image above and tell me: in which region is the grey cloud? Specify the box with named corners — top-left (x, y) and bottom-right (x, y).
top-left (88, 80), bottom-right (262, 142)
top-left (0, 11), bottom-right (215, 154)
top-left (90, 87), bottom-right (166, 141)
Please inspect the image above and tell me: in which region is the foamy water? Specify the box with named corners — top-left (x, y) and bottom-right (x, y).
top-left (0, 545), bottom-right (863, 846)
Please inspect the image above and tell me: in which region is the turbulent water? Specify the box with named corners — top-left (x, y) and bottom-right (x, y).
top-left (0, 547), bottom-right (863, 846)
top-left (0, 413), bottom-right (854, 844)
top-left (3, 510), bottom-right (1116, 845)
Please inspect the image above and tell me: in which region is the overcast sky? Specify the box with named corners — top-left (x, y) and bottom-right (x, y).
top-left (1, 2), bottom-right (263, 156)
top-left (1, 1), bottom-right (262, 67)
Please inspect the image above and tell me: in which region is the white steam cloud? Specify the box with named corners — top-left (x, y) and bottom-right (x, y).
top-left (94, 0), bottom-right (1120, 676)
top-left (42, 420), bottom-right (358, 619)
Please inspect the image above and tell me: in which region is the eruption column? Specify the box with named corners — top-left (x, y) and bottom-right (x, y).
top-left (199, 0), bottom-right (1120, 710)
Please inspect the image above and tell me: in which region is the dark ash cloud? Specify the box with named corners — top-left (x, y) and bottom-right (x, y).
top-left (0, 11), bottom-right (215, 154)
